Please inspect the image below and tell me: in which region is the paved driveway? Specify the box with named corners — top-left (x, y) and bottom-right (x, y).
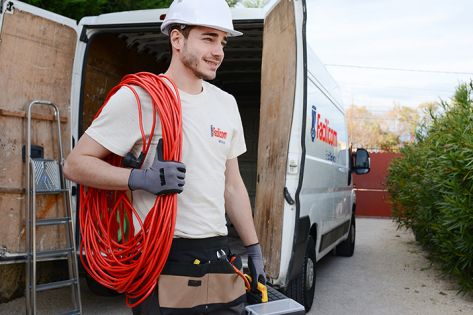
top-left (309, 218), bottom-right (473, 315)
top-left (1, 218), bottom-right (472, 314)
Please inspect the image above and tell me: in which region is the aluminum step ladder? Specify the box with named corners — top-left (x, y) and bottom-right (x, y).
top-left (25, 101), bottom-right (82, 315)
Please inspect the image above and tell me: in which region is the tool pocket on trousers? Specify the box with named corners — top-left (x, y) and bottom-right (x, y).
top-left (158, 261), bottom-right (207, 310)
top-left (158, 257), bottom-right (246, 312)
top-left (207, 273), bottom-right (245, 305)
top-left (205, 257), bottom-right (246, 307)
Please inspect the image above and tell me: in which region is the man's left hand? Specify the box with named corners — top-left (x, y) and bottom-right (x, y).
top-left (246, 243), bottom-right (266, 291)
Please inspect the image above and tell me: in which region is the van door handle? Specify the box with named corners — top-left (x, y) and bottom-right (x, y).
top-left (284, 187), bottom-right (295, 205)
top-left (338, 167), bottom-right (346, 173)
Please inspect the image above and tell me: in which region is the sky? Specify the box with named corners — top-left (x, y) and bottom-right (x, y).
top-left (303, 0), bottom-right (473, 112)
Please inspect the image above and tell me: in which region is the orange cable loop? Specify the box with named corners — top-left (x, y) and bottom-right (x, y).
top-left (79, 72), bottom-right (182, 307)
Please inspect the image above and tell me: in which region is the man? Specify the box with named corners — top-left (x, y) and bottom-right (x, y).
top-left (64, 0), bottom-right (265, 314)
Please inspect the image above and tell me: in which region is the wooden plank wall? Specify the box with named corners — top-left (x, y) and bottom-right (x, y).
top-left (254, 0), bottom-right (297, 279)
top-left (81, 33), bottom-right (165, 132)
top-left (0, 10), bottom-right (76, 253)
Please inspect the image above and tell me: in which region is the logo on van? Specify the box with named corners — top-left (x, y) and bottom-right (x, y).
top-left (310, 105), bottom-right (338, 147)
top-left (311, 106), bottom-right (317, 142)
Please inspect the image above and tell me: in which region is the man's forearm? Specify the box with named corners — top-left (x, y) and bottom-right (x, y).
top-left (225, 188), bottom-right (259, 246)
top-left (63, 134), bottom-right (131, 190)
top-left (64, 154), bottom-right (131, 190)
top-left (224, 167), bottom-right (259, 246)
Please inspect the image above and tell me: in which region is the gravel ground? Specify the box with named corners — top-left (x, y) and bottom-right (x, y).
top-left (1, 218), bottom-right (472, 314)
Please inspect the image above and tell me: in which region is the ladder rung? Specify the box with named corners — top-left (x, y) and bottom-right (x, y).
top-left (36, 279), bottom-right (77, 292)
top-left (36, 188), bottom-right (69, 195)
top-left (36, 217), bottom-right (70, 226)
top-left (36, 248), bottom-right (73, 259)
top-left (60, 310), bottom-right (81, 315)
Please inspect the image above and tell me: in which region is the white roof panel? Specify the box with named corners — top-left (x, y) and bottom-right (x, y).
top-left (79, 8), bottom-right (265, 27)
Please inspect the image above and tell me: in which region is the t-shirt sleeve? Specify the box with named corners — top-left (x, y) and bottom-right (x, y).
top-left (227, 97), bottom-right (247, 160)
top-left (85, 86), bottom-right (142, 157)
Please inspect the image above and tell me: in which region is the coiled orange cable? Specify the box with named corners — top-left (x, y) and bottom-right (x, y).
top-left (79, 72), bottom-right (182, 307)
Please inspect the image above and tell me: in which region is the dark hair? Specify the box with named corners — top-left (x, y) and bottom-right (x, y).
top-left (168, 24), bottom-right (194, 39)
top-left (168, 24), bottom-right (194, 55)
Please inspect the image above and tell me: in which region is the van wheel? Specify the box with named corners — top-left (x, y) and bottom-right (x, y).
top-left (85, 273), bottom-right (120, 296)
top-left (336, 214), bottom-right (356, 257)
top-left (286, 236), bottom-right (316, 311)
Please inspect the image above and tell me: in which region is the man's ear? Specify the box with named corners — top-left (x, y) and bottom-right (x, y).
top-left (169, 29), bottom-right (184, 51)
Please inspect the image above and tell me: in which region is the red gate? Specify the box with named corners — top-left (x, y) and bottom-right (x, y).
top-left (353, 152), bottom-right (401, 217)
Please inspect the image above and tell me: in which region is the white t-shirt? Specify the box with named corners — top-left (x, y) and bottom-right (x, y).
top-left (85, 81), bottom-right (246, 238)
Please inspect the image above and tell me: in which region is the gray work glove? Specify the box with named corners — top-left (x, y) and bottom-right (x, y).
top-left (246, 243), bottom-right (266, 291)
top-left (128, 139), bottom-right (186, 195)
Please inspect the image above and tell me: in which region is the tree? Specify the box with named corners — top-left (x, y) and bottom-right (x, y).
top-left (22, 0), bottom-right (264, 21)
top-left (23, 0), bottom-right (173, 21)
top-left (346, 102), bottom-right (440, 152)
top-left (241, 0), bottom-right (269, 8)
top-left (416, 101), bottom-right (441, 132)
top-left (346, 105), bottom-right (399, 151)
top-left (385, 105), bottom-right (420, 143)
top-left (226, 0), bottom-right (239, 7)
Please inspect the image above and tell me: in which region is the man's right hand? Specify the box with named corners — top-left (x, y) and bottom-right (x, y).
top-left (128, 139), bottom-right (186, 195)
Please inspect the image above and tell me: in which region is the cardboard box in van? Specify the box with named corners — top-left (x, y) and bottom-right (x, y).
top-left (0, 0), bottom-right (370, 309)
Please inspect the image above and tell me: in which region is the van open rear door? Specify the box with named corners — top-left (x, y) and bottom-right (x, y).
top-left (0, 1), bottom-right (77, 260)
top-left (255, 0), bottom-right (304, 281)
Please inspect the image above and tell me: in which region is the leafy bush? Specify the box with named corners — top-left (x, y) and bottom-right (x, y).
top-left (387, 81), bottom-right (473, 292)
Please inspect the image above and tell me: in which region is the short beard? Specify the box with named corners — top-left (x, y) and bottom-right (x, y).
top-left (181, 43), bottom-right (216, 81)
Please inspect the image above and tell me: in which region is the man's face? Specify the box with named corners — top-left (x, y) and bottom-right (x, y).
top-left (179, 26), bottom-right (228, 80)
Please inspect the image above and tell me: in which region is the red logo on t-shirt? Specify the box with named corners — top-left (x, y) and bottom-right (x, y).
top-left (210, 125), bottom-right (228, 140)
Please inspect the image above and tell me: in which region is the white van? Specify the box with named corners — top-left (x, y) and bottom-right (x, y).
top-left (0, 0), bottom-right (370, 311)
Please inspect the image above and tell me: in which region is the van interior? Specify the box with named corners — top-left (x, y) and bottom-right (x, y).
top-left (79, 22), bottom-right (265, 251)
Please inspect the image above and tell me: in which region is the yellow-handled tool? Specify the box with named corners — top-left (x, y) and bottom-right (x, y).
top-left (217, 250), bottom-right (268, 304)
top-left (244, 274), bottom-right (268, 303)
top-left (245, 255), bottom-right (268, 304)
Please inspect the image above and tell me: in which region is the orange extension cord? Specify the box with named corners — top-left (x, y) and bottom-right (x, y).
top-left (79, 72), bottom-right (182, 307)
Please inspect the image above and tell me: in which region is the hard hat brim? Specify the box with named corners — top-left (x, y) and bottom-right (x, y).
top-left (161, 19), bottom-right (243, 37)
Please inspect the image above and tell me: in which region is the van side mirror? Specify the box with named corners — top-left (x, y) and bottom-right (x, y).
top-left (352, 148), bottom-right (370, 175)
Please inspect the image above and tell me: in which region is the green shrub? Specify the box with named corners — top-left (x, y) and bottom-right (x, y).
top-left (387, 81), bottom-right (473, 292)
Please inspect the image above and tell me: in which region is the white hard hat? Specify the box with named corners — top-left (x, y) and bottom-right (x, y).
top-left (161, 0), bottom-right (243, 37)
